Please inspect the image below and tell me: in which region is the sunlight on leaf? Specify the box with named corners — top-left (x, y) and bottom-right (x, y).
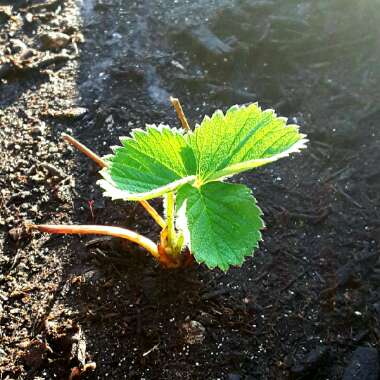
top-left (98, 124), bottom-right (196, 200)
top-left (176, 182), bottom-right (264, 271)
top-left (188, 103), bottom-right (307, 183)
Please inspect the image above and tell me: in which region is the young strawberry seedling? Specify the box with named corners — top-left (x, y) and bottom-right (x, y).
top-left (30, 98), bottom-right (307, 270)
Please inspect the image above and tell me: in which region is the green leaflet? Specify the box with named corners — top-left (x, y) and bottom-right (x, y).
top-left (176, 182), bottom-right (264, 271)
top-left (188, 103), bottom-right (308, 183)
top-left (97, 124), bottom-right (196, 200)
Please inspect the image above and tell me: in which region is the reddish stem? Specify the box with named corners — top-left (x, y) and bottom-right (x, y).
top-left (31, 224), bottom-right (159, 259)
top-left (170, 96), bottom-right (190, 131)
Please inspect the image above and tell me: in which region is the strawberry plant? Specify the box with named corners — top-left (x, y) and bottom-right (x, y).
top-left (30, 98), bottom-right (307, 270)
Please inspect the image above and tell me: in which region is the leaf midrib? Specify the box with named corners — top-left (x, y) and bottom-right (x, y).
top-left (212, 113), bottom-right (277, 177)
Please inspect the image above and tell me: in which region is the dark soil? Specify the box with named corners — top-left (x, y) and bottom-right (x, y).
top-left (1, 0), bottom-right (380, 379)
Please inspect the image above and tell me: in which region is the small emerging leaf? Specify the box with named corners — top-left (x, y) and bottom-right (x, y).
top-left (188, 103), bottom-right (307, 183)
top-left (176, 182), bottom-right (264, 271)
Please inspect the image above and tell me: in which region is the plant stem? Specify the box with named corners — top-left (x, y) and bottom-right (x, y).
top-left (30, 224), bottom-right (159, 259)
top-left (166, 192), bottom-right (176, 248)
top-left (62, 133), bottom-right (107, 168)
top-left (139, 200), bottom-right (166, 229)
top-left (170, 96), bottom-right (190, 131)
top-left (62, 132), bottom-right (166, 228)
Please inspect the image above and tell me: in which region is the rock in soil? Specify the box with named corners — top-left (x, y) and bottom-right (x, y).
top-left (291, 345), bottom-right (329, 376)
top-left (46, 106), bottom-right (88, 119)
top-left (176, 25), bottom-right (234, 57)
top-left (227, 374), bottom-right (241, 380)
top-left (40, 31), bottom-right (71, 50)
top-left (0, 5), bottom-right (12, 24)
top-left (21, 340), bottom-right (51, 371)
top-left (182, 320), bottom-right (206, 345)
top-left (343, 347), bottom-right (379, 380)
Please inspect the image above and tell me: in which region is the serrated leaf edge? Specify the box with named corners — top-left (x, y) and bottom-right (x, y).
top-left (119, 123), bottom-right (187, 146)
top-left (206, 135), bottom-right (308, 182)
top-left (97, 173), bottom-right (196, 201)
top-left (176, 183), bottom-right (265, 271)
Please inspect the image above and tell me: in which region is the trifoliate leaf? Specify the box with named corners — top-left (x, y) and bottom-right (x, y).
top-left (176, 182), bottom-right (264, 271)
top-left (98, 124), bottom-right (196, 200)
top-left (188, 103), bottom-right (308, 183)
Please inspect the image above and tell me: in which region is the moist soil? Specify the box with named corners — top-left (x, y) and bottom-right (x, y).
top-left (1, 0), bottom-right (380, 379)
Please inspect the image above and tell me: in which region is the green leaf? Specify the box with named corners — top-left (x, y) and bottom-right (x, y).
top-left (188, 103), bottom-right (307, 183)
top-left (97, 124), bottom-right (196, 200)
top-left (176, 182), bottom-right (264, 271)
